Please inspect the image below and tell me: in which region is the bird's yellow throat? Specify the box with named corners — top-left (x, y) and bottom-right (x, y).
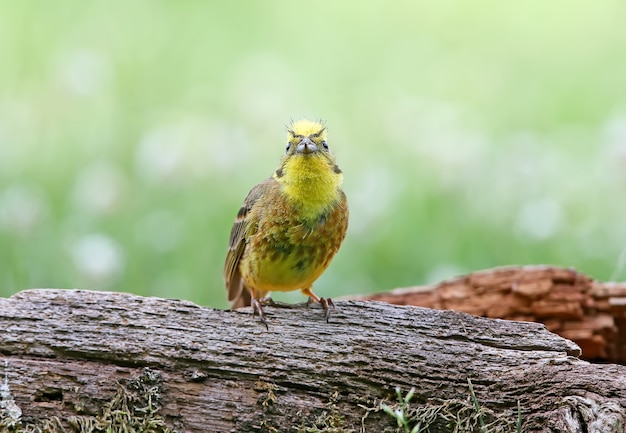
top-left (275, 154), bottom-right (343, 220)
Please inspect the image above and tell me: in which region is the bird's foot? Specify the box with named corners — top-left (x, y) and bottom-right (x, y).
top-left (251, 297), bottom-right (274, 329)
top-left (307, 296), bottom-right (336, 323)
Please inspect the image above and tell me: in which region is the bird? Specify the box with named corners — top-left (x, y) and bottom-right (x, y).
top-left (224, 119), bottom-right (348, 325)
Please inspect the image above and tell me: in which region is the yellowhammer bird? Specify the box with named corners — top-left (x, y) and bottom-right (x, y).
top-left (224, 119), bottom-right (348, 325)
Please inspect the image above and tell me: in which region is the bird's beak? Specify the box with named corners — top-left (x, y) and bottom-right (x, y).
top-left (296, 137), bottom-right (317, 154)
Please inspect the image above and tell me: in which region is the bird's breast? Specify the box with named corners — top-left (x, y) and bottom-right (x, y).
top-left (242, 197), bottom-right (348, 292)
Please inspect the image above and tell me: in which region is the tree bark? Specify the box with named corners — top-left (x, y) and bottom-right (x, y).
top-left (355, 266), bottom-right (626, 364)
top-left (1, 288), bottom-right (625, 432)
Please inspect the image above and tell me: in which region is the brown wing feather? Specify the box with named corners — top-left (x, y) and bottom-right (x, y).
top-left (224, 178), bottom-right (277, 308)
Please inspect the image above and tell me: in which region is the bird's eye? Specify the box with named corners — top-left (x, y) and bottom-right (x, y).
top-left (286, 143), bottom-right (291, 152)
top-left (322, 141), bottom-right (329, 149)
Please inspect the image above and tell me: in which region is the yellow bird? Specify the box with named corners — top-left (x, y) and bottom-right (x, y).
top-left (224, 119), bottom-right (348, 324)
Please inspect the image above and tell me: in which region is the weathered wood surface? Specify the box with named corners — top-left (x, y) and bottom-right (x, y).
top-left (356, 266), bottom-right (626, 364)
top-left (1, 289), bottom-right (625, 432)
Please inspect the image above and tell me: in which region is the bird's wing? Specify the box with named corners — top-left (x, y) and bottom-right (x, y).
top-left (224, 178), bottom-right (276, 308)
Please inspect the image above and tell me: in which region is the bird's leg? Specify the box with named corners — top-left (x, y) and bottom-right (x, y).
top-left (302, 287), bottom-right (335, 323)
top-left (250, 288), bottom-right (272, 329)
top-left (250, 298), bottom-right (267, 326)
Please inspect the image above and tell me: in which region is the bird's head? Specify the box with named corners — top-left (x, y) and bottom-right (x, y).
top-left (285, 119), bottom-right (329, 156)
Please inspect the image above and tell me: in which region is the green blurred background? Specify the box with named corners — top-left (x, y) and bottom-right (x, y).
top-left (1, 1), bottom-right (625, 309)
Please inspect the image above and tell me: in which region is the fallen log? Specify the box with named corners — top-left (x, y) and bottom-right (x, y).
top-left (355, 266), bottom-right (626, 364)
top-left (1, 289), bottom-right (625, 432)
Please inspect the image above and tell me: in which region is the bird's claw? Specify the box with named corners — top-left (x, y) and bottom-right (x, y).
top-left (251, 298), bottom-right (269, 330)
top-left (308, 296), bottom-right (336, 322)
